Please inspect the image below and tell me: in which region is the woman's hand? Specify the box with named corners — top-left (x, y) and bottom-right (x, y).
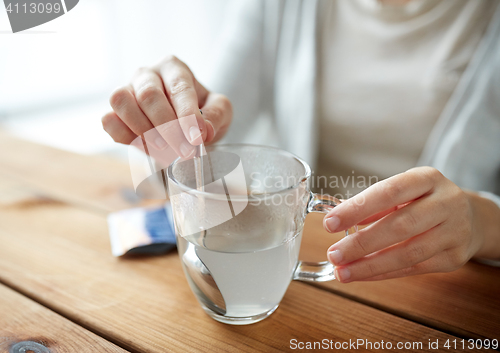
top-left (324, 166), bottom-right (500, 282)
top-left (102, 55), bottom-right (232, 157)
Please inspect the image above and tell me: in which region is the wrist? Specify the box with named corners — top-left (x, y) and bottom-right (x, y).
top-left (466, 191), bottom-right (500, 260)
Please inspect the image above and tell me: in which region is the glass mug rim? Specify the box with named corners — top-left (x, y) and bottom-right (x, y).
top-left (166, 143), bottom-right (312, 200)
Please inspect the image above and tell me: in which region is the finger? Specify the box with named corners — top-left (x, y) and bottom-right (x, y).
top-left (101, 112), bottom-right (136, 145)
top-left (132, 69), bottom-right (195, 158)
top-left (132, 69), bottom-right (175, 139)
top-left (153, 55), bottom-right (209, 106)
top-left (324, 167), bottom-right (442, 233)
top-left (177, 112), bottom-right (205, 146)
top-left (358, 202), bottom-right (412, 225)
top-left (158, 56), bottom-right (208, 146)
top-left (357, 258), bottom-right (438, 281)
top-left (358, 248), bottom-right (464, 281)
top-left (327, 194), bottom-right (445, 265)
top-left (109, 85), bottom-right (158, 143)
top-left (200, 93), bottom-right (233, 144)
top-left (333, 224), bottom-right (447, 283)
top-left (358, 206), bottom-right (398, 225)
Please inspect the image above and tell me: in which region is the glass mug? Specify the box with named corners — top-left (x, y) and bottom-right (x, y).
top-left (167, 144), bottom-right (353, 325)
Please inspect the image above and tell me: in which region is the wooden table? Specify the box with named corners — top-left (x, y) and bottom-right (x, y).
top-left (0, 131), bottom-right (498, 352)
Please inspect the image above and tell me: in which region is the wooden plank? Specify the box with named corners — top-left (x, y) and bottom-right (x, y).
top-left (0, 283), bottom-right (129, 353)
top-left (0, 130), bottom-right (151, 213)
top-left (300, 213), bottom-right (500, 340)
top-left (0, 186), bottom-right (469, 353)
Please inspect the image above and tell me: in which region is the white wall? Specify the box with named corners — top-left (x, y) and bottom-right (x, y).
top-left (0, 0), bottom-right (230, 156)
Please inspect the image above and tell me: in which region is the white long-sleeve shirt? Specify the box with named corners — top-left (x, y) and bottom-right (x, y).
top-left (316, 0), bottom-right (495, 196)
top-left (207, 0), bottom-right (500, 207)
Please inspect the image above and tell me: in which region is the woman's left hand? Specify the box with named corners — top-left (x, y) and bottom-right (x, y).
top-left (324, 166), bottom-right (485, 282)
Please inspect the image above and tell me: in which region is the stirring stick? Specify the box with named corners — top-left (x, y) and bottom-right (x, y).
top-left (194, 144), bottom-right (205, 192)
top-left (194, 111), bottom-right (208, 246)
top-left (194, 110), bottom-right (206, 192)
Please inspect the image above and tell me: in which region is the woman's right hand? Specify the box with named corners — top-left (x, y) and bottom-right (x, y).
top-left (102, 55), bottom-right (232, 158)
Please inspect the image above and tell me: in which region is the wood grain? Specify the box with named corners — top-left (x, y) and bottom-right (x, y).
top-left (0, 179), bottom-right (468, 352)
top-left (300, 213), bottom-right (500, 340)
top-left (0, 132), bottom-right (498, 348)
top-left (0, 130), bottom-right (151, 214)
top-left (0, 283), bottom-right (129, 353)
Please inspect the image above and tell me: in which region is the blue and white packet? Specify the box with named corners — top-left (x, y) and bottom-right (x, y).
top-left (107, 203), bottom-right (176, 256)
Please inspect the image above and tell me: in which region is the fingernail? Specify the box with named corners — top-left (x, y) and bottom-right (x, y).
top-left (189, 126), bottom-right (202, 144)
top-left (204, 118), bottom-right (215, 135)
top-left (328, 250), bottom-right (342, 265)
top-left (335, 267), bottom-right (351, 282)
top-left (180, 142), bottom-right (194, 158)
top-left (325, 216), bottom-right (340, 232)
top-left (154, 137), bottom-right (168, 150)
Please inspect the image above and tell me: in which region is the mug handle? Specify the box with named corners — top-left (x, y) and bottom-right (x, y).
top-left (292, 192), bottom-right (357, 282)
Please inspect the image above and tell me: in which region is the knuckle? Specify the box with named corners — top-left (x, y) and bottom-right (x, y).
top-left (447, 249), bottom-right (468, 269)
top-left (352, 234), bottom-right (369, 254)
top-left (422, 166), bottom-right (443, 183)
top-left (391, 212), bottom-right (418, 236)
top-left (380, 178), bottom-right (404, 202)
top-left (162, 55), bottom-right (188, 71)
top-left (109, 87), bottom-right (130, 109)
top-left (164, 54), bottom-right (179, 63)
top-left (345, 198), bottom-right (363, 217)
top-left (404, 245), bottom-right (426, 265)
top-left (135, 66), bottom-right (150, 75)
top-left (400, 265), bottom-right (415, 276)
top-left (136, 86), bottom-right (163, 107)
top-left (365, 262), bottom-right (379, 278)
top-left (169, 77), bottom-right (192, 97)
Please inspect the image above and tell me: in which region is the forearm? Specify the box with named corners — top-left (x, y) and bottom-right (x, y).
top-left (466, 191), bottom-right (500, 261)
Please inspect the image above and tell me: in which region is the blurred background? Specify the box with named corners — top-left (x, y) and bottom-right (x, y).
top-left (0, 0), bottom-right (230, 159)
